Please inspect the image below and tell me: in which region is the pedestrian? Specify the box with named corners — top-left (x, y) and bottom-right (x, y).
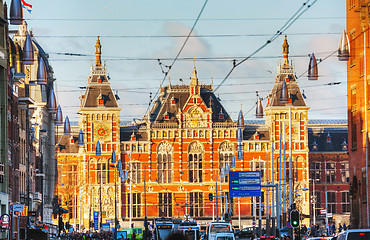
top-left (343, 223), bottom-right (347, 231)
top-left (339, 223), bottom-right (343, 232)
top-left (331, 223), bottom-right (336, 235)
top-left (132, 230), bottom-right (137, 240)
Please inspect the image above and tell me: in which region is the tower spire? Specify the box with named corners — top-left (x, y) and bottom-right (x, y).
top-left (95, 36), bottom-right (102, 67)
top-left (190, 56), bottom-right (199, 86)
top-left (282, 35), bottom-right (289, 66)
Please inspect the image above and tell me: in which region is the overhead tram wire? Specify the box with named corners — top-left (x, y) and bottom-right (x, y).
top-left (24, 16), bottom-right (344, 22)
top-left (144, 0), bottom-right (209, 116)
top-left (36, 32), bottom-right (341, 39)
top-left (214, 0), bottom-right (318, 93)
top-left (48, 51), bottom-right (339, 62)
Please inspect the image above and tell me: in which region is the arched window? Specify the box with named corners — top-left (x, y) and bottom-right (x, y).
top-left (157, 142), bottom-right (173, 183)
top-left (188, 142), bottom-right (204, 183)
top-left (219, 141), bottom-right (234, 183)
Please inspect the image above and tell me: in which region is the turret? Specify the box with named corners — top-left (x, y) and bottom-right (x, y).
top-left (95, 36), bottom-right (102, 67)
top-left (282, 35), bottom-right (289, 66)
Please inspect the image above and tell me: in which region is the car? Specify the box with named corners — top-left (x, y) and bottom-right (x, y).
top-left (235, 227), bottom-right (255, 239)
top-left (304, 237), bottom-right (332, 240)
top-left (338, 229), bottom-right (370, 240)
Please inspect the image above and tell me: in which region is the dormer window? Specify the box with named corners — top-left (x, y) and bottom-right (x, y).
top-left (131, 131), bottom-right (136, 141)
top-left (97, 92), bottom-right (104, 106)
top-left (341, 140), bottom-right (348, 151)
top-left (219, 109), bottom-right (224, 119)
top-left (326, 133), bottom-right (332, 143)
top-left (164, 111), bottom-right (169, 120)
top-left (312, 140), bottom-right (318, 151)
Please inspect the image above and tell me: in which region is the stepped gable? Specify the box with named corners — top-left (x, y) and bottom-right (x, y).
top-left (267, 35), bottom-right (307, 108)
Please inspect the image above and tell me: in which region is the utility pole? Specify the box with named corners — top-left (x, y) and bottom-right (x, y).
top-left (144, 167), bottom-right (148, 240)
top-left (266, 151), bottom-right (270, 235)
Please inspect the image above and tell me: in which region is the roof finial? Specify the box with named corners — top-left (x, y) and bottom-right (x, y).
top-left (95, 36), bottom-right (102, 67)
top-left (190, 56), bottom-right (198, 86)
top-left (282, 35), bottom-right (289, 66)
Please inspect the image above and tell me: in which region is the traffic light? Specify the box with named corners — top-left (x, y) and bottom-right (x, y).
top-left (224, 213), bottom-right (229, 222)
top-left (208, 193), bottom-right (213, 201)
top-left (290, 209), bottom-right (300, 228)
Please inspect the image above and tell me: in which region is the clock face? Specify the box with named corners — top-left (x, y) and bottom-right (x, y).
top-left (94, 123), bottom-right (110, 141)
top-left (285, 124), bottom-right (298, 139)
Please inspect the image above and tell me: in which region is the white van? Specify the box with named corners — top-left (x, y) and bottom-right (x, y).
top-left (206, 222), bottom-right (235, 240)
top-left (337, 229), bottom-right (370, 240)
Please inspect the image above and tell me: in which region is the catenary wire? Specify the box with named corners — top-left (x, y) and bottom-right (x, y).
top-left (213, 0), bottom-right (318, 93)
top-left (144, 0), bottom-right (209, 117)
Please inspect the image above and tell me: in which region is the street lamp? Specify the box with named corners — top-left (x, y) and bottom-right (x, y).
top-left (110, 150), bottom-right (118, 240)
top-left (293, 188), bottom-right (309, 195)
top-left (310, 178), bottom-right (320, 225)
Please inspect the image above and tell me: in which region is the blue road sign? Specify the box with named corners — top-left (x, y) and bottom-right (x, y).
top-left (94, 211), bottom-right (99, 230)
top-left (229, 171), bottom-right (261, 197)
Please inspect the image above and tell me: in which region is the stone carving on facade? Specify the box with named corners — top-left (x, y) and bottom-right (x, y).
top-left (188, 141), bottom-right (204, 153)
top-left (186, 106), bottom-right (207, 128)
top-left (219, 141), bottom-right (234, 152)
top-left (157, 142), bottom-right (173, 154)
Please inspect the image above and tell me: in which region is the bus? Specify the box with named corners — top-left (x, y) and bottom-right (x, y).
top-left (178, 221), bottom-right (200, 240)
top-left (154, 217), bottom-right (174, 240)
top-left (206, 222), bottom-right (234, 240)
top-left (172, 218), bottom-right (183, 233)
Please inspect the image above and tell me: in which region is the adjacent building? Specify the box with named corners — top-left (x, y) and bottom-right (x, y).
top-left (6, 1), bottom-right (59, 238)
top-left (346, 0), bottom-right (370, 228)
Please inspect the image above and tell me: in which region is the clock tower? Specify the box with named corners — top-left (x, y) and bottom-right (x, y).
top-left (264, 36), bottom-right (310, 220)
top-left (77, 36), bottom-right (122, 228)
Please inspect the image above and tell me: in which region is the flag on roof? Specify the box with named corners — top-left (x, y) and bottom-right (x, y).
top-left (21, 0), bottom-right (32, 13)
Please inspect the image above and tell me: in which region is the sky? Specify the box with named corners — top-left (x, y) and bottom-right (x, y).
top-left (10, 0), bottom-right (347, 122)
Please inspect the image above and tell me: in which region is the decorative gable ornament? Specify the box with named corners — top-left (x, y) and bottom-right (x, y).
top-left (23, 32), bottom-right (34, 65)
top-left (338, 30), bottom-right (350, 61)
top-left (37, 56), bottom-right (47, 85)
top-left (9, 0), bottom-right (23, 25)
top-left (48, 89), bottom-right (57, 113)
top-left (308, 53), bottom-right (318, 80)
top-left (78, 129), bottom-right (84, 146)
top-left (256, 97), bottom-right (264, 118)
